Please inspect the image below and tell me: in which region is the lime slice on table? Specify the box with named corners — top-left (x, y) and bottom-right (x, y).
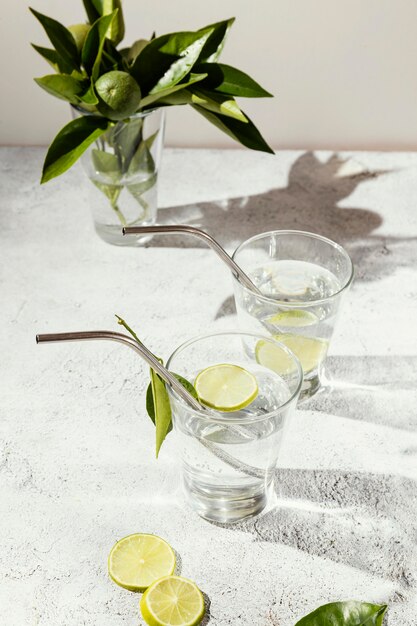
top-left (267, 309), bottom-right (318, 328)
top-left (108, 533), bottom-right (175, 592)
top-left (257, 334), bottom-right (328, 375)
top-left (140, 575), bottom-right (205, 626)
top-left (194, 364), bottom-right (258, 412)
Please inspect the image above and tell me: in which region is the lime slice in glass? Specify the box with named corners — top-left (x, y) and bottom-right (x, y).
top-left (267, 309), bottom-right (318, 328)
top-left (194, 364), bottom-right (258, 412)
top-left (274, 334), bottom-right (328, 373)
top-left (140, 575), bottom-right (205, 626)
top-left (255, 339), bottom-right (298, 376)
top-left (108, 533), bottom-right (175, 592)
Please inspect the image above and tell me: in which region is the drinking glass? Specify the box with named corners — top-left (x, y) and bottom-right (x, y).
top-left (166, 331), bottom-right (302, 524)
top-left (232, 230), bottom-right (353, 400)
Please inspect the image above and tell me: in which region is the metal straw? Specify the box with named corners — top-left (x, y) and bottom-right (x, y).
top-left (36, 329), bottom-right (264, 479)
top-left (36, 330), bottom-right (202, 411)
top-left (123, 224), bottom-right (262, 294)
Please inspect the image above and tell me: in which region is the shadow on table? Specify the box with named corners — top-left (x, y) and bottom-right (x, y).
top-left (214, 352), bottom-right (417, 593)
top-left (149, 151), bottom-right (417, 283)
top-left (309, 355), bottom-right (417, 431)
top-left (238, 467), bottom-right (417, 588)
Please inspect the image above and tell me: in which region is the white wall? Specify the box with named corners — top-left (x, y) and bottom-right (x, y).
top-left (2, 0), bottom-right (417, 149)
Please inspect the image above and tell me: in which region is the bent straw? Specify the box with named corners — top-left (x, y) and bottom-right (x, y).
top-left (122, 224), bottom-right (262, 294)
top-left (36, 330), bottom-right (202, 411)
top-left (36, 329), bottom-right (264, 480)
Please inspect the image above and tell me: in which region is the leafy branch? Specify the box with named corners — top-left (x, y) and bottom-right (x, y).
top-left (31, 2), bottom-right (274, 182)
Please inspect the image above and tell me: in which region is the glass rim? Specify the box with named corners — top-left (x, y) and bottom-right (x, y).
top-left (232, 229), bottom-right (354, 307)
top-left (70, 104), bottom-right (161, 120)
top-left (166, 330), bottom-right (303, 423)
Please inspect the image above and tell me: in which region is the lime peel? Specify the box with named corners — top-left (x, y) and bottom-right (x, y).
top-left (140, 575), bottom-right (205, 626)
top-left (108, 533), bottom-right (176, 592)
top-left (194, 363), bottom-right (258, 412)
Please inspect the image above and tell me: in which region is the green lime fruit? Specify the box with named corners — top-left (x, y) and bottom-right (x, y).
top-left (95, 71), bottom-right (141, 121)
top-left (194, 363), bottom-right (258, 412)
top-left (108, 533), bottom-right (176, 592)
top-left (140, 575), bottom-right (205, 626)
top-left (68, 23), bottom-right (90, 53)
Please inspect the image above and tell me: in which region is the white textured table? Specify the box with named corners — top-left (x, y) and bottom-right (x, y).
top-left (1, 147), bottom-right (417, 625)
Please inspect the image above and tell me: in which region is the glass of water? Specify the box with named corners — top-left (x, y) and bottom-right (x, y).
top-left (166, 331), bottom-right (302, 524)
top-left (232, 230), bottom-right (353, 400)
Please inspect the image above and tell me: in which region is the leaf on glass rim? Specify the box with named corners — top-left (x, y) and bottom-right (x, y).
top-left (41, 115), bottom-right (110, 183)
top-left (115, 314), bottom-right (198, 457)
top-left (295, 601), bottom-right (388, 626)
top-left (81, 11), bottom-right (117, 80)
top-left (146, 372), bottom-right (198, 457)
top-left (140, 73), bottom-right (207, 108)
top-left (34, 74), bottom-right (87, 104)
top-left (196, 62), bottom-right (273, 98)
top-left (192, 105), bottom-right (274, 153)
top-left (29, 8), bottom-right (79, 72)
top-left (196, 18), bottom-right (235, 63)
top-left (131, 26), bottom-right (216, 95)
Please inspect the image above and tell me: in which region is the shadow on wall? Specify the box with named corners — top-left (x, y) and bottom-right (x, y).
top-left (149, 152), bottom-right (416, 283)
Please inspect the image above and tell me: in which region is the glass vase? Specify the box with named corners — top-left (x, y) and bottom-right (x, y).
top-left (72, 107), bottom-right (165, 246)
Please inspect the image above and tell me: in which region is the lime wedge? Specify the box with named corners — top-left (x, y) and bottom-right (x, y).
top-left (267, 309), bottom-right (318, 328)
top-left (275, 334), bottom-right (328, 373)
top-left (140, 575), bottom-right (205, 626)
top-left (108, 533), bottom-right (175, 592)
top-left (194, 364), bottom-right (258, 412)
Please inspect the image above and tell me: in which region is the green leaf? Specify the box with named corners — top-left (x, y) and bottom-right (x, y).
top-left (193, 105), bottom-right (274, 153)
top-left (196, 18), bottom-right (235, 63)
top-left (111, 117), bottom-right (144, 173)
top-left (31, 44), bottom-right (74, 74)
top-left (295, 601), bottom-right (388, 626)
top-left (190, 87), bottom-right (247, 122)
top-left (140, 73), bottom-right (207, 108)
top-left (91, 149), bottom-right (120, 180)
top-left (146, 373), bottom-right (198, 457)
top-left (41, 116), bottom-right (110, 183)
top-left (82, 0), bottom-right (100, 24)
top-left (196, 63), bottom-right (273, 98)
top-left (29, 8), bottom-right (79, 72)
top-left (126, 39), bottom-right (149, 65)
top-left (149, 368), bottom-right (172, 457)
top-left (34, 74), bottom-right (86, 104)
top-left (132, 25), bottom-right (216, 95)
top-left (115, 314), bottom-right (198, 457)
top-left (88, 0), bottom-right (125, 44)
top-left (81, 11), bottom-right (117, 80)
top-left (79, 81), bottom-right (99, 105)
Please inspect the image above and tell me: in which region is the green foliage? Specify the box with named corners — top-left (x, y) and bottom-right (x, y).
top-left (41, 116), bottom-right (110, 183)
top-left (116, 315), bottom-right (198, 457)
top-left (31, 1), bottom-right (275, 181)
top-left (295, 601), bottom-right (388, 626)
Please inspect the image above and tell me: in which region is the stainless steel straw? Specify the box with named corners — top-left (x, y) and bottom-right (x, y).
top-left (36, 329), bottom-right (263, 479)
top-left (123, 224), bottom-right (262, 294)
top-left (36, 330), bottom-right (202, 411)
